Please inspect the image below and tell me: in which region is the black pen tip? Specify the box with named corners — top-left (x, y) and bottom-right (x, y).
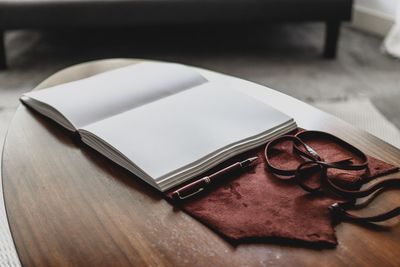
top-left (241, 156), bottom-right (258, 167)
top-left (248, 157), bottom-right (258, 163)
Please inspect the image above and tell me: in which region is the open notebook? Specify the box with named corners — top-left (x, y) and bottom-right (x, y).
top-left (21, 62), bottom-right (297, 191)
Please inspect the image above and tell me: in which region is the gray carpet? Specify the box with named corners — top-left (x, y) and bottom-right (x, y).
top-left (2, 23), bottom-right (400, 121)
top-left (314, 98), bottom-right (400, 148)
top-left (0, 23), bottom-right (400, 265)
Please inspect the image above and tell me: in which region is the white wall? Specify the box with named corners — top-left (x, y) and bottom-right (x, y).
top-left (352, 0), bottom-right (397, 36)
top-left (357, 0), bottom-right (397, 17)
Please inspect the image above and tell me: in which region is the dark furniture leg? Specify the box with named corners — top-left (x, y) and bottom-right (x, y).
top-left (0, 30), bottom-right (6, 69)
top-left (324, 20), bottom-right (340, 59)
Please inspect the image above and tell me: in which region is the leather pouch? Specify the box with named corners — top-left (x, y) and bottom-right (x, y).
top-left (167, 129), bottom-right (398, 247)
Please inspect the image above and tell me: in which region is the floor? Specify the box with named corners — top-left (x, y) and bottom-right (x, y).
top-left (0, 23), bottom-right (399, 266)
top-left (1, 23), bottom-right (400, 128)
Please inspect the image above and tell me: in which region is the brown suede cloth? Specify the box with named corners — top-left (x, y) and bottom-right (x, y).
top-left (167, 131), bottom-right (398, 247)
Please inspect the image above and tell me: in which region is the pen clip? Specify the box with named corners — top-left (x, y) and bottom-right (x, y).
top-left (176, 188), bottom-right (204, 200)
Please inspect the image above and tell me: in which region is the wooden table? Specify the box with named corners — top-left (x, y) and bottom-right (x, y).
top-left (2, 59), bottom-right (400, 267)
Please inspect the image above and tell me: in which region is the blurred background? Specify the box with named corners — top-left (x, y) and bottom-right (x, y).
top-left (0, 0), bottom-right (400, 266)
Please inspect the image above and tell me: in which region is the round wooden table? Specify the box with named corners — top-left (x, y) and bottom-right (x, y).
top-left (2, 59), bottom-right (400, 267)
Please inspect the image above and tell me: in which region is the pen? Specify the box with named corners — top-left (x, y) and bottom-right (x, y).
top-left (172, 156), bottom-right (258, 200)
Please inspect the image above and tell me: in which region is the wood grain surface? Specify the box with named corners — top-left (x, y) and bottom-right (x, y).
top-left (2, 59), bottom-right (400, 267)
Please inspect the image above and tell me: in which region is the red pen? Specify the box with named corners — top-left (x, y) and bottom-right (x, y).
top-left (172, 156), bottom-right (258, 200)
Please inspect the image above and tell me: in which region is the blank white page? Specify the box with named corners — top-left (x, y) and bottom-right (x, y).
top-left (82, 82), bottom-right (292, 180)
top-left (23, 62), bottom-right (207, 129)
